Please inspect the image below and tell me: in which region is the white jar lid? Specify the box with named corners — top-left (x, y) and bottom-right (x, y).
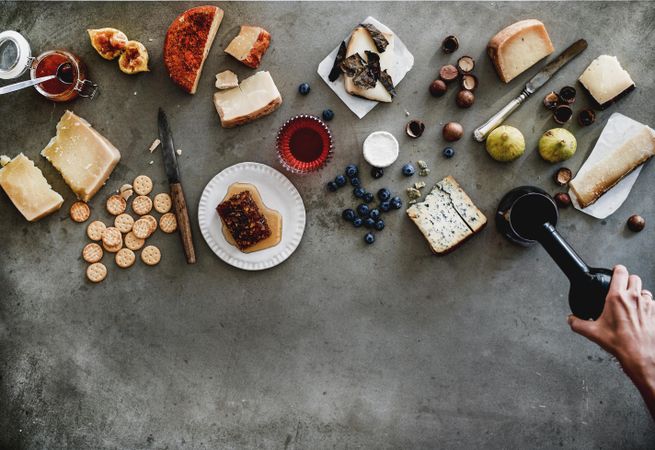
top-left (0, 30), bottom-right (32, 80)
top-left (363, 131), bottom-right (399, 168)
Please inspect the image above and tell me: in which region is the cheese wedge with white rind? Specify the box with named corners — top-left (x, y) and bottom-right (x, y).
top-left (487, 19), bottom-right (554, 83)
top-left (344, 26), bottom-right (394, 102)
top-left (41, 111), bottom-right (121, 202)
top-left (213, 71), bottom-right (282, 128)
top-left (0, 153), bottom-right (64, 222)
top-left (578, 55), bottom-right (635, 109)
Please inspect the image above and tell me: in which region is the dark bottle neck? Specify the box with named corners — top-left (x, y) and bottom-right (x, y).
top-left (535, 222), bottom-right (590, 281)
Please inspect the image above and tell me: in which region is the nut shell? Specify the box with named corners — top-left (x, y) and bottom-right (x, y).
top-left (455, 90), bottom-right (475, 108)
top-left (442, 122), bottom-right (464, 142)
top-left (118, 40), bottom-right (149, 74)
top-left (429, 79), bottom-right (447, 97)
top-left (461, 74), bottom-right (478, 91)
top-left (543, 91), bottom-right (559, 110)
top-left (456, 56), bottom-right (475, 73)
top-left (553, 104), bottom-right (573, 124)
top-left (578, 109), bottom-right (596, 127)
top-left (439, 64), bottom-right (459, 83)
top-left (558, 86), bottom-right (576, 105)
top-left (441, 35), bottom-right (459, 53)
top-left (627, 215), bottom-right (645, 232)
top-left (406, 120), bottom-right (425, 139)
top-left (553, 167), bottom-right (573, 186)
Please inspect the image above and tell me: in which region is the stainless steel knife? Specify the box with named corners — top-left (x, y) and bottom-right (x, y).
top-left (158, 108), bottom-right (197, 264)
top-left (473, 39), bottom-right (588, 142)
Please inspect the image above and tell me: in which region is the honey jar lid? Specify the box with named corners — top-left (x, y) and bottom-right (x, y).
top-left (0, 30), bottom-right (32, 80)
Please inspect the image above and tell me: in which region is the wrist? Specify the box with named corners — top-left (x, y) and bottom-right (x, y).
top-left (622, 354), bottom-right (655, 394)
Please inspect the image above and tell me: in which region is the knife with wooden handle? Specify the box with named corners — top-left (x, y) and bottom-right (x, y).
top-left (158, 108), bottom-right (197, 264)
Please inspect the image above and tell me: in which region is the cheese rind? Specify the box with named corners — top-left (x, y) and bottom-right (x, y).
top-left (213, 71), bottom-right (282, 128)
top-left (344, 26), bottom-right (394, 102)
top-left (578, 55), bottom-right (635, 109)
top-left (41, 111), bottom-right (121, 202)
top-left (224, 25), bottom-right (271, 69)
top-left (487, 19), bottom-right (554, 83)
top-left (0, 153), bottom-right (64, 222)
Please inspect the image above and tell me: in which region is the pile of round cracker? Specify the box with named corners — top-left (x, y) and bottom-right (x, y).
top-left (70, 175), bottom-right (179, 283)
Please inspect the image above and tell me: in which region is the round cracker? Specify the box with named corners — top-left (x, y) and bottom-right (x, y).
top-left (106, 194), bottom-right (127, 215)
top-left (102, 241), bottom-right (122, 253)
top-left (82, 243), bottom-right (103, 263)
top-left (141, 214), bottom-right (158, 235)
top-left (133, 175), bottom-right (153, 196)
top-left (124, 231), bottom-right (145, 251)
top-left (141, 245), bottom-right (161, 266)
top-left (132, 218), bottom-right (151, 239)
top-left (159, 212), bottom-right (178, 234)
top-left (87, 221), bottom-right (106, 241)
top-left (115, 248), bottom-right (136, 268)
top-left (86, 262), bottom-right (107, 283)
top-left (70, 201), bottom-right (90, 223)
top-left (153, 192), bottom-right (172, 213)
top-left (101, 227), bottom-right (122, 248)
top-left (114, 213), bottom-right (135, 233)
top-left (132, 195), bottom-right (153, 215)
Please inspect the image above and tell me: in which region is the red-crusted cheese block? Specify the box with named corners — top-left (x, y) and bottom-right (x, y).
top-left (164, 5), bottom-right (224, 94)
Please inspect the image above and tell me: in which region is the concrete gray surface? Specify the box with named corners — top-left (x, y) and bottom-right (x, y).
top-left (1, 1), bottom-right (654, 448)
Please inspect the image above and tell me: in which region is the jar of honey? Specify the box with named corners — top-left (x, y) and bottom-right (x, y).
top-left (0, 30), bottom-right (97, 101)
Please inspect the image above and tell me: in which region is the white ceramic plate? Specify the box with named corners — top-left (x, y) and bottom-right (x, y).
top-left (198, 162), bottom-right (306, 271)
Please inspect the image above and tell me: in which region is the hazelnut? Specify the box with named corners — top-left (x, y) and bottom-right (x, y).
top-left (627, 215), bottom-right (646, 232)
top-left (543, 91), bottom-right (559, 110)
top-left (461, 74), bottom-right (478, 91)
top-left (439, 64), bottom-right (459, 83)
top-left (118, 40), bottom-right (149, 74)
top-left (429, 79), bottom-right (447, 97)
top-left (455, 90), bottom-right (475, 108)
top-left (553, 104), bottom-right (573, 124)
top-left (456, 56), bottom-right (475, 74)
top-left (442, 122), bottom-right (464, 142)
top-left (441, 35), bottom-right (459, 54)
top-left (553, 167), bottom-right (572, 186)
top-left (554, 192), bottom-right (572, 208)
top-left (558, 86), bottom-right (576, 105)
top-left (578, 109), bottom-right (596, 126)
top-left (406, 120), bottom-right (425, 139)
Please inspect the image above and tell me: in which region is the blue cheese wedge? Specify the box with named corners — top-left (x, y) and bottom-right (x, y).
top-left (407, 176), bottom-right (487, 255)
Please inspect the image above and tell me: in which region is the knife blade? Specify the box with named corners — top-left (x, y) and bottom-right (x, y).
top-left (473, 39), bottom-right (588, 142)
top-left (157, 108), bottom-right (197, 264)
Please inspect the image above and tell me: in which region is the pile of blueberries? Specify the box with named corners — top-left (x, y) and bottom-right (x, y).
top-left (327, 164), bottom-right (402, 244)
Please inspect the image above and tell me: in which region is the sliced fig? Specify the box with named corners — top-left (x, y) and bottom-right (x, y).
top-left (118, 41), bottom-right (149, 74)
top-left (88, 27), bottom-right (128, 60)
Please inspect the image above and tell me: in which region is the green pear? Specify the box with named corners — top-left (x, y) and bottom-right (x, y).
top-left (485, 126), bottom-right (525, 162)
top-left (539, 128), bottom-right (577, 163)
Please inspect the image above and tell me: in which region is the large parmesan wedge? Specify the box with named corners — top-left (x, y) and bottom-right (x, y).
top-left (570, 127), bottom-right (655, 208)
top-left (344, 26), bottom-right (394, 102)
top-left (487, 19), bottom-right (554, 83)
top-left (0, 153), bottom-right (64, 222)
top-left (41, 111), bottom-right (121, 202)
top-left (213, 71), bottom-right (282, 128)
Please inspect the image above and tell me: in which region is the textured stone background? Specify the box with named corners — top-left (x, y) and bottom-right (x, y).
top-left (1, 1), bottom-right (654, 448)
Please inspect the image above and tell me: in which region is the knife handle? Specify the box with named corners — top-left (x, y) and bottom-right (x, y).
top-left (473, 90), bottom-right (529, 142)
top-left (170, 182), bottom-right (197, 264)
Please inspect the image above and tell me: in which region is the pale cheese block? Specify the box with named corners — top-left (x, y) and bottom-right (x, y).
top-left (213, 71), bottom-right (282, 128)
top-left (487, 19), bottom-right (554, 83)
top-left (407, 176), bottom-right (487, 255)
top-left (41, 111), bottom-right (120, 202)
top-left (570, 126), bottom-right (655, 208)
top-left (215, 70), bottom-right (239, 89)
top-left (0, 153), bottom-right (64, 222)
top-left (344, 26), bottom-right (394, 102)
top-left (224, 25), bottom-right (271, 69)
top-left (578, 55), bottom-right (635, 109)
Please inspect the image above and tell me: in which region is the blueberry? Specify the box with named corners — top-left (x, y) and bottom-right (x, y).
top-left (327, 181), bottom-right (338, 192)
top-left (298, 82), bottom-right (311, 95)
top-left (402, 163), bottom-right (416, 177)
top-left (350, 177), bottom-right (361, 187)
top-left (345, 164), bottom-right (358, 178)
top-left (371, 167), bottom-right (384, 179)
top-left (363, 192), bottom-right (374, 203)
top-left (357, 204), bottom-right (370, 217)
top-left (334, 174), bottom-right (346, 187)
top-left (377, 188), bottom-right (391, 202)
top-left (364, 218), bottom-right (376, 228)
top-left (375, 219), bottom-right (385, 231)
top-left (353, 187), bottom-right (365, 198)
top-left (379, 201), bottom-right (391, 212)
top-left (443, 147), bottom-right (455, 158)
top-left (322, 109), bottom-right (334, 121)
top-left (352, 217), bottom-right (363, 228)
top-left (342, 208), bottom-right (356, 222)
top-left (369, 208), bottom-right (381, 220)
top-left (364, 232), bottom-right (376, 244)
top-left (390, 196), bottom-right (403, 209)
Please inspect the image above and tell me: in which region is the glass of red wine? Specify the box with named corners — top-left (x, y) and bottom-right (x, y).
top-left (276, 114), bottom-right (333, 174)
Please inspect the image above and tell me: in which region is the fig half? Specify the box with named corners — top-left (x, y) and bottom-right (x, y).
top-left (118, 41), bottom-right (149, 74)
top-left (88, 27), bottom-right (128, 60)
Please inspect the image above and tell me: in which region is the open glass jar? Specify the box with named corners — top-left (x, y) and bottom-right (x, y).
top-left (0, 30), bottom-right (97, 101)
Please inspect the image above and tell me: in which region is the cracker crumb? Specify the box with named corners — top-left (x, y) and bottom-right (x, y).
top-left (133, 91), bottom-right (137, 96)
top-left (149, 139), bottom-right (161, 153)
top-left (149, 160), bottom-right (154, 165)
top-left (176, 149), bottom-right (182, 156)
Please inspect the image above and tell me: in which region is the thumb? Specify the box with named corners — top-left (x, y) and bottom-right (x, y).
top-left (568, 315), bottom-right (600, 342)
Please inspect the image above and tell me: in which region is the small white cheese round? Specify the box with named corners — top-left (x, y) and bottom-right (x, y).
top-left (363, 131), bottom-right (399, 168)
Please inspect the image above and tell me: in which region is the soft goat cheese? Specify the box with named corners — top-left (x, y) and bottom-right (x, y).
top-left (362, 131), bottom-right (399, 168)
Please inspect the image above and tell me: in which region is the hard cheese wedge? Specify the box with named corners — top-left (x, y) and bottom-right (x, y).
top-left (344, 26), bottom-right (394, 102)
top-left (407, 176), bottom-right (487, 255)
top-left (0, 153), bottom-right (64, 222)
top-left (225, 25), bottom-right (271, 69)
top-left (578, 55), bottom-right (635, 109)
top-left (41, 111), bottom-right (120, 202)
top-left (213, 71), bottom-right (282, 128)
